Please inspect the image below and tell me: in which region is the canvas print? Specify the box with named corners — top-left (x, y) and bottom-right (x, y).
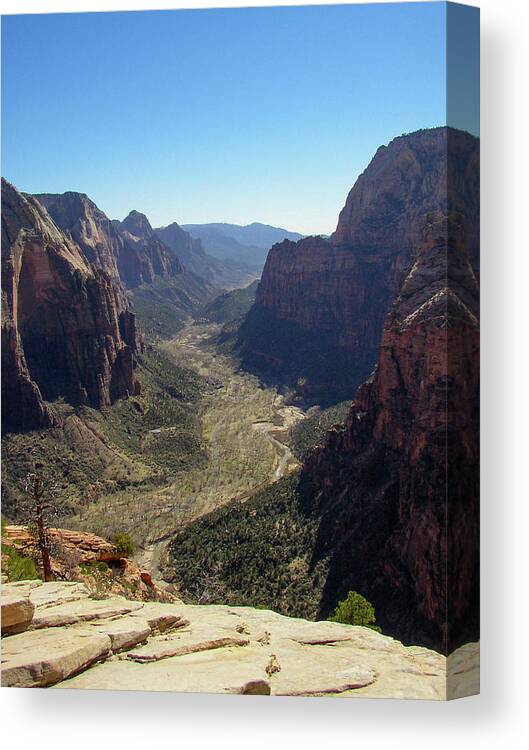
top-left (0, 2), bottom-right (480, 699)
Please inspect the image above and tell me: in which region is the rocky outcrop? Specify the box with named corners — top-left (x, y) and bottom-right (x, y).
top-left (239, 127), bottom-right (479, 399)
top-left (0, 580), bottom-right (478, 698)
top-left (3, 525), bottom-right (171, 602)
top-left (1, 179), bottom-right (141, 431)
top-left (300, 212), bottom-right (479, 653)
top-left (117, 210), bottom-right (183, 288)
top-left (3, 526), bottom-right (121, 564)
top-left (1, 586), bottom-right (35, 635)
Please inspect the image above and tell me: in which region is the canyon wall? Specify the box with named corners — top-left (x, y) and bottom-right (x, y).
top-left (36, 193), bottom-right (183, 289)
top-left (300, 211), bottom-right (479, 652)
top-left (239, 127), bottom-right (479, 401)
top-left (117, 210), bottom-right (183, 287)
top-left (1, 179), bottom-right (141, 432)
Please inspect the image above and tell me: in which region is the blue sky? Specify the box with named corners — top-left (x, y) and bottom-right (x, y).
top-left (1, 3), bottom-right (479, 235)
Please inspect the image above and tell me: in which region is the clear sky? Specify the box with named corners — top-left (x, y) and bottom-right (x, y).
top-left (1, 3), bottom-right (479, 235)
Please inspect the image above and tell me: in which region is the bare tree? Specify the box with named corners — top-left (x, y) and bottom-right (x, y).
top-left (22, 469), bottom-right (64, 582)
top-left (191, 561), bottom-right (227, 604)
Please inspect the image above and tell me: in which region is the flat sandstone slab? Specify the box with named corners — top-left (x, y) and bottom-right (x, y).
top-left (55, 644), bottom-right (272, 695)
top-left (1, 627), bottom-right (111, 688)
top-left (28, 581), bottom-right (91, 609)
top-left (126, 634), bottom-right (249, 662)
top-left (134, 602), bottom-right (189, 633)
top-left (88, 616), bottom-right (152, 652)
top-left (0, 581), bottom-right (473, 699)
top-left (31, 596), bottom-right (144, 629)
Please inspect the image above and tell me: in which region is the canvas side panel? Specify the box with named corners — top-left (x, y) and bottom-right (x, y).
top-left (446, 1), bottom-right (480, 700)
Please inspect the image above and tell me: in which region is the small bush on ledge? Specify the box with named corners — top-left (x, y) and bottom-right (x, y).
top-left (112, 532), bottom-right (134, 557)
top-left (328, 591), bottom-right (381, 631)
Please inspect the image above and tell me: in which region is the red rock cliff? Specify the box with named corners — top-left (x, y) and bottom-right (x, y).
top-left (117, 210), bottom-right (183, 287)
top-left (239, 128), bottom-right (479, 399)
top-left (35, 192), bottom-right (122, 280)
top-left (1, 179), bottom-right (141, 432)
top-left (34, 194), bottom-right (183, 290)
top-left (301, 213), bottom-right (479, 652)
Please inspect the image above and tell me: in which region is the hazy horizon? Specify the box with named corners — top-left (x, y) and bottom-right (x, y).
top-left (1, 3), bottom-right (479, 235)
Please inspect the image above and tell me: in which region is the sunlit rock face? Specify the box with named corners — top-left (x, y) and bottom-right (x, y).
top-left (36, 192), bottom-right (183, 289)
top-left (1, 179), bottom-right (141, 432)
top-left (239, 127), bottom-right (479, 401)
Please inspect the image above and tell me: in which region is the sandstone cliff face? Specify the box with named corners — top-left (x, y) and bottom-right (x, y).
top-left (1, 179), bottom-right (141, 431)
top-left (116, 210), bottom-right (183, 288)
top-left (34, 194), bottom-right (183, 289)
top-left (35, 192), bottom-right (121, 279)
top-left (300, 214), bottom-right (479, 652)
top-left (1, 318), bottom-right (55, 431)
top-left (155, 222), bottom-right (204, 269)
top-left (240, 128), bottom-right (479, 399)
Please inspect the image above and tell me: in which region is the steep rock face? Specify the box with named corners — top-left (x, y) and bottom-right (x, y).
top-left (35, 192), bottom-right (121, 279)
top-left (0, 320), bottom-right (54, 431)
top-left (332, 128), bottom-right (479, 265)
top-left (154, 222), bottom-right (204, 270)
top-left (34, 194), bottom-right (183, 290)
top-left (1, 179), bottom-right (141, 431)
top-left (300, 213), bottom-right (479, 652)
top-left (117, 210), bottom-right (182, 288)
top-left (239, 128), bottom-right (479, 399)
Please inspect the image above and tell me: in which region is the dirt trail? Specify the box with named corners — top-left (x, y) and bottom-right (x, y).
top-left (252, 396), bottom-right (305, 481)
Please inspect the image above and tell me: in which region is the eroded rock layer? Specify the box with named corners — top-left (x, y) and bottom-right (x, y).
top-left (1, 179), bottom-right (141, 431)
top-left (117, 210), bottom-right (183, 287)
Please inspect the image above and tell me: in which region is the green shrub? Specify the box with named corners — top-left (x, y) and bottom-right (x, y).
top-left (112, 532), bottom-right (134, 557)
top-left (328, 591), bottom-right (381, 631)
top-left (3, 546), bottom-right (38, 582)
top-left (79, 561), bottom-right (108, 575)
top-left (2, 515), bottom-right (39, 581)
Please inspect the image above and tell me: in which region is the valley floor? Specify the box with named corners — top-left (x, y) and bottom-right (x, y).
top-left (68, 321), bottom-right (306, 576)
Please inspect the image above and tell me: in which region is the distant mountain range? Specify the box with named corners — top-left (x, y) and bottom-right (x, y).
top-left (182, 222), bottom-right (304, 269)
top-left (154, 222), bottom-right (257, 291)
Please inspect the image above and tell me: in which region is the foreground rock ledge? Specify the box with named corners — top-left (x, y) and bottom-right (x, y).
top-left (0, 581), bottom-right (479, 699)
